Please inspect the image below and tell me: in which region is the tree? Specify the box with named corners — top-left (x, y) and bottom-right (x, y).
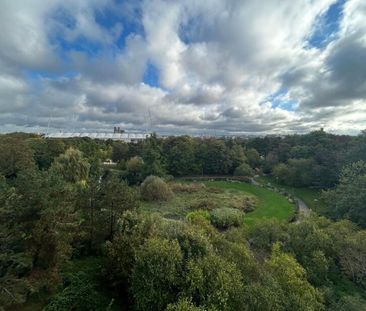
top-left (228, 144), bottom-right (247, 174)
top-left (100, 175), bottom-right (138, 239)
top-left (265, 244), bottom-right (324, 311)
top-left (141, 134), bottom-right (166, 177)
top-left (105, 211), bottom-right (162, 289)
top-left (184, 254), bottom-right (244, 310)
top-left (131, 238), bottom-right (183, 311)
top-left (29, 138), bottom-right (65, 170)
top-left (233, 163), bottom-right (253, 177)
top-left (125, 156), bottom-right (144, 184)
top-left (164, 137), bottom-right (201, 176)
top-left (0, 136), bottom-right (35, 178)
top-left (338, 230), bottom-right (366, 285)
top-left (246, 148), bottom-right (261, 168)
top-left (112, 142), bottom-right (129, 163)
top-left (51, 148), bottom-right (90, 184)
top-left (321, 161), bottom-right (366, 227)
top-left (198, 140), bottom-right (232, 175)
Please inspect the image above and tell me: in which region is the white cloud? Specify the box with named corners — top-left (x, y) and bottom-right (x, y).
top-left (0, 0), bottom-right (365, 135)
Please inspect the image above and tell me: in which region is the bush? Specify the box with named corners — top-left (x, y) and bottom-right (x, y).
top-left (190, 199), bottom-right (217, 210)
top-left (234, 163), bottom-right (253, 177)
top-left (166, 298), bottom-right (205, 311)
top-left (45, 272), bottom-right (108, 311)
top-left (140, 175), bottom-right (173, 201)
top-left (186, 210), bottom-right (211, 223)
top-left (170, 182), bottom-right (206, 193)
top-left (210, 208), bottom-right (243, 229)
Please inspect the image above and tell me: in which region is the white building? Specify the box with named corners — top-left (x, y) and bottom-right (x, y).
top-left (45, 132), bottom-right (150, 143)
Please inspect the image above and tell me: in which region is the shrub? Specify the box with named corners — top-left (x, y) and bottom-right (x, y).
top-left (166, 298), bottom-right (205, 311)
top-left (186, 210), bottom-right (211, 223)
top-left (170, 182), bottom-right (206, 193)
top-left (190, 199), bottom-right (217, 210)
top-left (210, 208), bottom-right (243, 229)
top-left (234, 163), bottom-right (253, 177)
top-left (45, 272), bottom-right (107, 311)
top-left (140, 175), bottom-right (173, 201)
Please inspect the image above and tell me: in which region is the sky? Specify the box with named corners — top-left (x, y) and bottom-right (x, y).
top-left (0, 0), bottom-right (365, 135)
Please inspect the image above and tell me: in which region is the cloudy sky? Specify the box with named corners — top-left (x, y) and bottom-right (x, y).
top-left (0, 0), bottom-right (365, 135)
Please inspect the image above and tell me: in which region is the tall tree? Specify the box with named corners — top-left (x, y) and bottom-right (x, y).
top-left (51, 148), bottom-right (90, 184)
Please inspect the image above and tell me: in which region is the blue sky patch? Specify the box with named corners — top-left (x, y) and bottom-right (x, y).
top-left (266, 88), bottom-right (297, 111)
top-left (143, 62), bottom-right (160, 88)
top-left (308, 0), bottom-right (346, 49)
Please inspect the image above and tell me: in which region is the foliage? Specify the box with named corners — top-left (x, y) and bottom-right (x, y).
top-left (99, 175), bottom-right (138, 239)
top-left (321, 161), bottom-right (366, 227)
top-left (0, 136), bottom-right (35, 178)
top-left (184, 254), bottom-right (243, 310)
top-left (186, 210), bottom-right (211, 223)
top-left (2, 132), bottom-right (366, 310)
top-left (210, 208), bottom-right (243, 229)
top-left (125, 156), bottom-right (144, 184)
top-left (233, 162), bottom-right (253, 177)
top-left (44, 272), bottom-right (107, 311)
top-left (111, 142), bottom-right (129, 163)
top-left (246, 148), bottom-right (261, 168)
top-left (166, 298), bottom-right (206, 311)
top-left (131, 238), bottom-right (183, 311)
top-left (265, 243), bottom-right (324, 311)
top-left (51, 147), bottom-right (90, 184)
top-left (140, 175), bottom-right (173, 201)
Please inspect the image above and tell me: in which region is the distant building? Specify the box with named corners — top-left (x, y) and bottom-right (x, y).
top-left (45, 131), bottom-right (150, 143)
top-left (103, 159), bottom-right (116, 165)
top-left (114, 126), bottom-right (125, 133)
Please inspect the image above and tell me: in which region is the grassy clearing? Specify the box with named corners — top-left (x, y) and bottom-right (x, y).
top-left (257, 176), bottom-right (325, 211)
top-left (141, 183), bottom-right (257, 220)
top-left (203, 181), bottom-right (295, 226)
top-left (141, 181), bottom-right (295, 227)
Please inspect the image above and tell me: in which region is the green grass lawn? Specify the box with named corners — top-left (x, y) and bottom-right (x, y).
top-left (257, 176), bottom-right (325, 211)
top-left (204, 181), bottom-right (295, 226)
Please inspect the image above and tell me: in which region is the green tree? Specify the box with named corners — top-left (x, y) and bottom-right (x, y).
top-left (126, 156), bottom-right (144, 184)
top-left (112, 142), bottom-right (129, 163)
top-left (233, 163), bottom-right (253, 177)
top-left (164, 137), bottom-right (201, 176)
top-left (100, 176), bottom-right (138, 239)
top-left (142, 134), bottom-right (166, 177)
top-left (198, 140), bottom-right (232, 175)
top-left (29, 138), bottom-right (65, 170)
top-left (51, 147), bottom-right (90, 184)
top-left (246, 148), bottom-right (261, 168)
top-left (184, 255), bottom-right (243, 310)
top-left (0, 136), bottom-right (35, 178)
top-left (321, 161), bottom-right (366, 227)
top-left (131, 238), bottom-right (183, 311)
top-left (265, 243), bottom-right (324, 311)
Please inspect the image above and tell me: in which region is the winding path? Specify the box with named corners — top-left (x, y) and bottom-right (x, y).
top-left (250, 177), bottom-right (310, 220)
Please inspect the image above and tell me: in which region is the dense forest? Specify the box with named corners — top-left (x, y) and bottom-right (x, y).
top-left (1, 130), bottom-right (366, 310)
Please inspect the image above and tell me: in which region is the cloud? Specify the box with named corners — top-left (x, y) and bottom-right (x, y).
top-left (0, 0), bottom-right (365, 135)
